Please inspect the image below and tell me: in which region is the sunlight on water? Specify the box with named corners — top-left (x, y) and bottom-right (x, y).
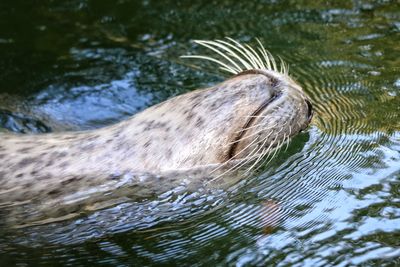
top-left (0, 0), bottom-right (399, 266)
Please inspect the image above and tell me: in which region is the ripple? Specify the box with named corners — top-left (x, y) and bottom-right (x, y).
top-left (0, 0), bottom-right (400, 266)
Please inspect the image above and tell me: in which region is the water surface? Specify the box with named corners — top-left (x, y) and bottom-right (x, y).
top-left (0, 0), bottom-right (399, 266)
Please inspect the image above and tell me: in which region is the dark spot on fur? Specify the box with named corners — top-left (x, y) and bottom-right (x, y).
top-left (18, 157), bottom-right (35, 168)
top-left (39, 152), bottom-right (48, 158)
top-left (81, 142), bottom-right (95, 150)
top-left (86, 134), bottom-right (100, 142)
top-left (61, 177), bottom-right (78, 185)
top-left (186, 113), bottom-right (194, 120)
top-left (144, 140), bottom-right (151, 148)
top-left (37, 174), bottom-right (52, 181)
top-left (48, 189), bottom-right (60, 196)
top-left (143, 121), bottom-right (166, 131)
top-left (45, 160), bottom-right (55, 167)
top-left (23, 182), bottom-right (32, 189)
top-left (192, 102), bottom-right (201, 109)
top-left (195, 117), bottom-right (205, 127)
top-left (113, 129), bottom-right (123, 138)
top-left (270, 77), bottom-right (279, 87)
top-left (50, 151), bottom-right (68, 159)
top-left (190, 94), bottom-right (201, 101)
top-left (17, 147), bottom-right (32, 153)
top-left (58, 162), bottom-right (69, 169)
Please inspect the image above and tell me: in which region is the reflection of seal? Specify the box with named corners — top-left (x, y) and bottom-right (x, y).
top-left (0, 39), bottom-right (312, 226)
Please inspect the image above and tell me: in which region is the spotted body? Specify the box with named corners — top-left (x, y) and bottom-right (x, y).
top-left (0, 39), bottom-right (312, 226)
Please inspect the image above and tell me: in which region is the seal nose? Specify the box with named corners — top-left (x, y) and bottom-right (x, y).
top-left (305, 99), bottom-right (313, 122)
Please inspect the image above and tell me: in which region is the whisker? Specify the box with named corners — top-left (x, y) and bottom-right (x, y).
top-left (251, 123), bottom-right (291, 174)
top-left (244, 147), bottom-right (267, 174)
top-left (245, 44), bottom-right (265, 69)
top-left (284, 126), bottom-right (292, 151)
top-left (243, 130), bottom-right (275, 174)
top-left (237, 127), bottom-right (278, 176)
top-left (210, 126), bottom-right (277, 181)
top-left (256, 38), bottom-right (272, 70)
top-left (215, 39), bottom-right (254, 69)
top-left (223, 143), bottom-right (266, 177)
top-left (181, 38), bottom-right (288, 79)
top-left (233, 122), bottom-right (269, 134)
top-left (228, 123), bottom-right (277, 145)
top-left (224, 38), bottom-right (260, 69)
top-left (241, 113), bottom-right (281, 119)
top-left (210, 135), bottom-right (260, 175)
top-left (180, 55), bottom-right (238, 74)
top-left (253, 138), bottom-right (283, 174)
top-left (233, 120), bottom-right (276, 134)
top-left (201, 40), bottom-right (251, 70)
top-left (250, 133), bottom-right (280, 173)
top-left (194, 40), bottom-right (243, 73)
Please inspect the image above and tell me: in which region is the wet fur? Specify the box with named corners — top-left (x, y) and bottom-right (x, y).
top-left (0, 39), bottom-right (312, 226)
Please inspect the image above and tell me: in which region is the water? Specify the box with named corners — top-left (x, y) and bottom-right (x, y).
top-left (0, 0), bottom-right (399, 266)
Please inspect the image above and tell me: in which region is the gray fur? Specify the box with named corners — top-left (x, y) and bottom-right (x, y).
top-left (0, 71), bottom-right (311, 227)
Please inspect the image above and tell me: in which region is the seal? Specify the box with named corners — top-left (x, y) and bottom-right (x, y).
top-left (0, 39), bottom-right (312, 226)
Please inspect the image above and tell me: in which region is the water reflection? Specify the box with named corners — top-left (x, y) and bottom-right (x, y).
top-left (0, 0), bottom-right (399, 266)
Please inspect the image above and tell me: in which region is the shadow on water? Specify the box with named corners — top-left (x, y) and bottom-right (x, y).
top-left (0, 0), bottom-right (399, 266)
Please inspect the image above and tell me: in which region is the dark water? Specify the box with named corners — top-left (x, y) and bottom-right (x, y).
top-left (0, 0), bottom-right (399, 266)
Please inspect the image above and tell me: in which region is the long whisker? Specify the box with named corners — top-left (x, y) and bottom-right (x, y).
top-left (228, 123), bottom-right (277, 145)
top-left (256, 38), bottom-right (272, 70)
top-left (198, 40), bottom-right (250, 70)
top-left (250, 120), bottom-right (292, 172)
top-left (245, 130), bottom-right (279, 174)
top-left (252, 137), bottom-right (284, 174)
top-left (244, 147), bottom-right (267, 174)
top-left (233, 121), bottom-right (272, 134)
top-left (234, 126), bottom-right (278, 176)
top-left (284, 126), bottom-right (292, 151)
top-left (215, 40), bottom-right (254, 69)
top-left (181, 38), bottom-right (289, 75)
top-left (245, 44), bottom-right (265, 69)
top-left (243, 130), bottom-right (275, 174)
top-left (180, 55), bottom-right (238, 74)
top-left (225, 38), bottom-right (260, 69)
top-left (209, 125), bottom-right (279, 181)
top-left (232, 119), bottom-right (277, 135)
top-left (194, 40), bottom-right (243, 73)
top-left (210, 135), bottom-right (260, 175)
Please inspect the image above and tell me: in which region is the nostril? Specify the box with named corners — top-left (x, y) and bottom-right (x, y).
top-left (305, 99), bottom-right (313, 121)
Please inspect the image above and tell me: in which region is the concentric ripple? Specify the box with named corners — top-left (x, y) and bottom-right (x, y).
top-left (0, 0), bottom-right (399, 266)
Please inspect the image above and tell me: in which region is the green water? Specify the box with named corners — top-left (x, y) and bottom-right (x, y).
top-left (0, 0), bottom-right (399, 266)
